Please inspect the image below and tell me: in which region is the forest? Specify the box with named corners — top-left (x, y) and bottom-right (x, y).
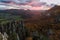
top-left (0, 5), bottom-right (60, 40)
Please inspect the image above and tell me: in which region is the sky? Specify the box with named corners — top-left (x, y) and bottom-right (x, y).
top-left (0, 0), bottom-right (60, 5)
top-left (0, 0), bottom-right (60, 10)
top-left (40, 0), bottom-right (60, 5)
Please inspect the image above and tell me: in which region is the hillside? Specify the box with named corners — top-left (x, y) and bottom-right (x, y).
top-left (0, 5), bottom-right (60, 40)
top-left (24, 5), bottom-right (60, 40)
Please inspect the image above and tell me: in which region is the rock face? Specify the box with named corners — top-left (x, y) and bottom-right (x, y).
top-left (0, 32), bottom-right (3, 40)
top-left (0, 20), bottom-right (28, 40)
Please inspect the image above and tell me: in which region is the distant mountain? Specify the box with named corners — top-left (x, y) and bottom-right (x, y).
top-left (0, 9), bottom-right (33, 19)
top-left (46, 5), bottom-right (60, 14)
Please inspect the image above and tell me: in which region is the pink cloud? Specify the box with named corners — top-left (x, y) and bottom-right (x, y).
top-left (0, 0), bottom-right (52, 10)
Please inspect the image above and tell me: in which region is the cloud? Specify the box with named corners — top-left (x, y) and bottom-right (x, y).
top-left (0, 0), bottom-right (11, 3)
top-left (0, 0), bottom-right (52, 10)
top-left (40, 0), bottom-right (60, 5)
